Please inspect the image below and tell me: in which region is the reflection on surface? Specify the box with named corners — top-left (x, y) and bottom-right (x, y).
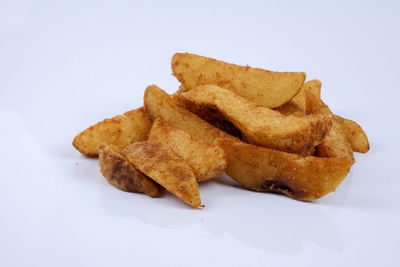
top-left (100, 174), bottom-right (346, 254)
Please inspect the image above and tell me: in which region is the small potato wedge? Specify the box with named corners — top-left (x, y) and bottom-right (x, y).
top-left (292, 79), bottom-right (322, 110)
top-left (73, 107), bottom-right (151, 157)
top-left (144, 85), bottom-right (239, 144)
top-left (172, 53), bottom-right (306, 108)
top-left (98, 143), bottom-right (164, 197)
top-left (306, 92), bottom-right (354, 162)
top-left (121, 141), bottom-right (201, 208)
top-left (148, 118), bottom-right (226, 182)
top-left (215, 139), bottom-right (352, 201)
top-left (334, 115), bottom-right (370, 153)
top-left (275, 101), bottom-right (305, 117)
top-left (179, 85), bottom-right (332, 155)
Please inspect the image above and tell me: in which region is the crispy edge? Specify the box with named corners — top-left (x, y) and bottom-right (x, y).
top-left (121, 141), bottom-right (201, 208)
top-left (171, 52), bottom-right (306, 108)
top-left (334, 115), bottom-right (370, 153)
top-left (73, 107), bottom-right (151, 157)
top-left (215, 139), bottom-right (352, 201)
top-left (98, 143), bottom-right (164, 197)
top-left (148, 118), bottom-right (227, 182)
top-left (292, 79), bottom-right (322, 111)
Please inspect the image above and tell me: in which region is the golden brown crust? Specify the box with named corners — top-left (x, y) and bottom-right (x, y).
top-left (121, 141), bottom-right (201, 208)
top-left (306, 92), bottom-right (355, 162)
top-left (292, 79), bottom-right (322, 111)
top-left (171, 53), bottom-right (306, 108)
top-left (275, 101), bottom-right (305, 117)
top-left (148, 118), bottom-right (227, 182)
top-left (143, 85), bottom-right (239, 144)
top-left (215, 139), bottom-right (352, 201)
top-left (179, 85), bottom-right (332, 155)
top-left (334, 115), bottom-right (370, 153)
top-left (73, 107), bottom-right (151, 157)
top-left (98, 143), bottom-right (164, 197)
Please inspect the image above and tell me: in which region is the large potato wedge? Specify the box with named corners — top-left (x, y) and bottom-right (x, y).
top-left (73, 107), bottom-right (151, 157)
top-left (98, 143), bottom-right (164, 197)
top-left (306, 92), bottom-right (354, 162)
top-left (148, 118), bottom-right (226, 182)
top-left (292, 79), bottom-right (322, 110)
top-left (143, 85), bottom-right (239, 144)
top-left (121, 141), bottom-right (201, 208)
top-left (215, 139), bottom-right (352, 201)
top-left (172, 53), bottom-right (306, 108)
top-left (179, 85), bottom-right (332, 155)
top-left (334, 115), bottom-right (370, 153)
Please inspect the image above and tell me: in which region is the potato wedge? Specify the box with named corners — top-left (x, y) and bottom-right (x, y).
top-left (73, 107), bottom-right (151, 157)
top-left (98, 143), bottom-right (164, 197)
top-left (306, 92), bottom-right (354, 162)
top-left (172, 53), bottom-right (306, 108)
top-left (215, 139), bottom-right (352, 201)
top-left (179, 85), bottom-right (332, 155)
top-left (292, 79), bottom-right (322, 110)
top-left (121, 141), bottom-right (201, 208)
top-left (148, 118), bottom-right (226, 182)
top-left (334, 115), bottom-right (370, 153)
top-left (275, 100), bottom-right (305, 117)
top-left (144, 85), bottom-right (239, 144)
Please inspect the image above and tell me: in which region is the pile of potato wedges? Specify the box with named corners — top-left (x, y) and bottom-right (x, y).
top-left (73, 53), bottom-right (369, 208)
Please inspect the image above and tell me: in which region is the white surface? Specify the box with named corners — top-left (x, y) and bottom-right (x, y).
top-left (0, 0), bottom-right (399, 266)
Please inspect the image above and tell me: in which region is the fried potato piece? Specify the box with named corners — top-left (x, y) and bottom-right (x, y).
top-left (144, 85), bottom-right (239, 144)
top-left (275, 100), bottom-right (305, 117)
top-left (172, 53), bottom-right (306, 108)
top-left (334, 115), bottom-right (370, 153)
top-left (148, 118), bottom-right (226, 182)
top-left (179, 85), bottom-right (332, 155)
top-left (306, 92), bottom-right (354, 162)
top-left (98, 143), bottom-right (164, 197)
top-left (121, 141), bottom-right (201, 208)
top-left (73, 107), bottom-right (151, 157)
top-left (292, 79), bottom-right (322, 110)
top-left (215, 139), bottom-right (352, 201)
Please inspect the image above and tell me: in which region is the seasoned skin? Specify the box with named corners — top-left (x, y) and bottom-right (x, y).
top-left (143, 85), bottom-right (239, 144)
top-left (73, 107), bottom-right (151, 157)
top-left (98, 143), bottom-right (164, 197)
top-left (306, 92), bottom-right (354, 162)
top-left (171, 53), bottom-right (306, 108)
top-left (215, 139), bottom-right (352, 201)
top-left (292, 79), bottom-right (322, 111)
top-left (148, 118), bottom-right (227, 182)
top-left (121, 141), bottom-right (201, 208)
top-left (179, 85), bottom-right (332, 155)
top-left (334, 115), bottom-right (370, 153)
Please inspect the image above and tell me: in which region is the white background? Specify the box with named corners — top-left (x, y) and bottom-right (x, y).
top-left (1, 0), bottom-right (399, 266)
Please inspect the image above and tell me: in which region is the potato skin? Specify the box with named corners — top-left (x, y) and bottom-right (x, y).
top-left (172, 53), bottom-right (306, 108)
top-left (98, 143), bottom-right (164, 197)
top-left (215, 139), bottom-right (352, 201)
top-left (148, 118), bottom-right (227, 182)
top-left (121, 141), bottom-right (201, 208)
top-left (73, 107), bottom-right (151, 157)
top-left (143, 85), bottom-right (239, 144)
top-left (179, 85), bottom-right (332, 156)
